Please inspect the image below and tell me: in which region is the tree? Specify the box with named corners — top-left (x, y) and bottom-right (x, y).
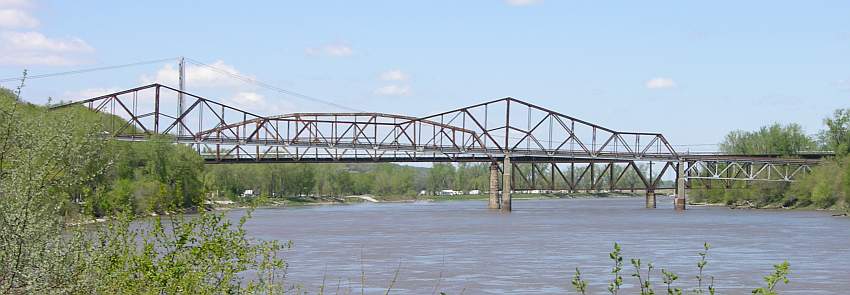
top-left (720, 123), bottom-right (814, 155)
top-left (818, 109), bottom-right (850, 155)
top-left (0, 84), bottom-right (107, 291)
top-left (1, 86), bottom-right (286, 293)
top-left (427, 163), bottom-right (456, 192)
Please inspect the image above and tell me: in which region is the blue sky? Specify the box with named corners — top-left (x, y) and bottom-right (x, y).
top-left (0, 0), bottom-right (848, 150)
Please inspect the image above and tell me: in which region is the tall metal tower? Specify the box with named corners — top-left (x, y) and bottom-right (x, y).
top-left (178, 57), bottom-right (186, 138)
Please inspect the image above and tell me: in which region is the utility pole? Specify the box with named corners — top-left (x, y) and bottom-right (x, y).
top-left (178, 56), bottom-right (186, 138)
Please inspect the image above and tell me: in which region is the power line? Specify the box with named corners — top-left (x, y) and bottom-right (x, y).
top-left (0, 57), bottom-right (178, 83)
top-left (0, 56), bottom-right (361, 112)
top-left (184, 57), bottom-right (363, 112)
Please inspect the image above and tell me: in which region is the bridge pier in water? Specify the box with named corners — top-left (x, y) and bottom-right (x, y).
top-left (675, 161), bottom-right (687, 210)
top-left (645, 190), bottom-right (656, 208)
top-left (501, 155), bottom-right (512, 212)
top-left (489, 162), bottom-right (500, 209)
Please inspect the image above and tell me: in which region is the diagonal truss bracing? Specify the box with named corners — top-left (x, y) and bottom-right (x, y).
top-left (51, 84), bottom-right (827, 188)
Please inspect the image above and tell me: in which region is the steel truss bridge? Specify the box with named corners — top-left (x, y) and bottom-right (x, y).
top-left (52, 84), bottom-right (830, 210)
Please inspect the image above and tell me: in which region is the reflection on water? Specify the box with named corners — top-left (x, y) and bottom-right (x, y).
top-left (232, 197), bottom-right (850, 294)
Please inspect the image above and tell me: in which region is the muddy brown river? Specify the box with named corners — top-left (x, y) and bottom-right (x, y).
top-left (233, 197), bottom-right (850, 294)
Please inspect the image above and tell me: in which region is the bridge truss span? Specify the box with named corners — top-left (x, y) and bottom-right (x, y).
top-left (51, 83), bottom-right (828, 200)
top-left (53, 84), bottom-right (683, 163)
top-left (681, 156), bottom-right (818, 188)
top-left (413, 97), bottom-right (679, 161)
top-left (194, 112), bottom-right (494, 163)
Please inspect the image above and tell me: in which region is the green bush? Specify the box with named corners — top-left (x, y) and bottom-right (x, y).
top-left (572, 243), bottom-right (790, 295)
top-left (85, 211), bottom-right (287, 294)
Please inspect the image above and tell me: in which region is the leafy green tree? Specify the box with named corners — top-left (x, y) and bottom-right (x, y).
top-left (428, 163), bottom-right (456, 193)
top-left (0, 85), bottom-right (107, 292)
top-left (1, 86), bottom-right (286, 293)
top-left (87, 211), bottom-right (286, 294)
top-left (720, 123), bottom-right (815, 155)
top-left (818, 109), bottom-right (850, 155)
top-left (289, 164), bottom-right (317, 196)
top-left (351, 171), bottom-right (375, 194)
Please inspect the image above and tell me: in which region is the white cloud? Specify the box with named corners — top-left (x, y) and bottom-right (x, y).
top-left (0, 0), bottom-right (32, 8)
top-left (0, 53), bottom-right (79, 66)
top-left (0, 31), bottom-right (94, 66)
top-left (645, 77), bottom-right (676, 89)
top-left (230, 91), bottom-right (264, 105)
top-left (376, 69), bottom-right (412, 96)
top-left (226, 91), bottom-right (291, 115)
top-left (305, 43), bottom-right (353, 57)
top-left (0, 31), bottom-right (91, 52)
top-left (505, 0), bottom-right (543, 6)
top-left (374, 85), bottom-right (411, 96)
top-left (141, 61), bottom-right (292, 114)
top-left (379, 69), bottom-right (409, 81)
top-left (141, 60), bottom-right (252, 88)
top-left (0, 2), bottom-right (95, 66)
top-left (0, 9), bottom-right (38, 28)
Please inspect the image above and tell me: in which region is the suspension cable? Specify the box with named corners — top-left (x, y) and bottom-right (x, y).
top-left (0, 57), bottom-right (179, 83)
top-left (184, 58), bottom-right (363, 112)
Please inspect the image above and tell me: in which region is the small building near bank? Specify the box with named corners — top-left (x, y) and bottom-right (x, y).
top-left (435, 189), bottom-right (463, 196)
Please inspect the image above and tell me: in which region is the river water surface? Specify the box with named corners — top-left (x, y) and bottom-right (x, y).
top-left (234, 197), bottom-right (850, 294)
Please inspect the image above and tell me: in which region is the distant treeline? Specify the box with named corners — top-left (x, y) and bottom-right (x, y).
top-left (205, 161), bottom-right (671, 201)
top-left (693, 110), bottom-right (850, 209)
top-left (206, 162), bottom-right (468, 198)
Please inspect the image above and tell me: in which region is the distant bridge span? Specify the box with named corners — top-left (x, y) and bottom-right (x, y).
top-left (52, 84), bottom-right (831, 211)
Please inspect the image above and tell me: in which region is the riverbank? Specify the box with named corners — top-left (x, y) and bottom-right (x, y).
top-left (687, 199), bottom-right (849, 215)
top-left (291, 192), bottom-right (848, 216)
top-left (213, 191), bottom-right (644, 210)
top-left (72, 191), bottom-right (847, 226)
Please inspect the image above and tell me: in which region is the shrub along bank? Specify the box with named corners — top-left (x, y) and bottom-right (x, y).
top-left (691, 110), bottom-right (850, 211)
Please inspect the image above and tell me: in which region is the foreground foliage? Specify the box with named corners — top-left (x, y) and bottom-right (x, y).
top-left (87, 211), bottom-right (286, 294)
top-left (1, 85), bottom-right (285, 293)
top-left (571, 243), bottom-right (790, 295)
top-left (0, 88), bottom-right (207, 219)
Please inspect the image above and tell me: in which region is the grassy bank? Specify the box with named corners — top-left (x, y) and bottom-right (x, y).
top-left (689, 169), bottom-right (850, 212)
top-left (229, 191), bottom-right (646, 209)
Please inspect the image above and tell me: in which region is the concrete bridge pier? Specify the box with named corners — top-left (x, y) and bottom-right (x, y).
top-left (489, 162), bottom-right (500, 209)
top-left (645, 190), bottom-right (656, 208)
top-left (675, 161), bottom-right (687, 210)
top-left (501, 155), bottom-right (512, 212)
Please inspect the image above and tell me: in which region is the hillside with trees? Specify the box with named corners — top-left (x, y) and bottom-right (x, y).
top-left (691, 110), bottom-right (850, 210)
top-left (1, 83), bottom-right (288, 293)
